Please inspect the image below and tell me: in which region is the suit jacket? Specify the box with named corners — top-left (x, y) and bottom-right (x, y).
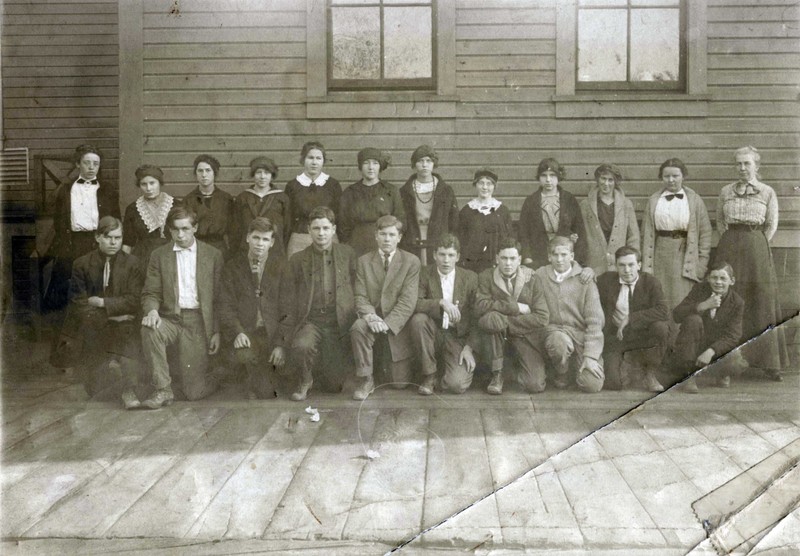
top-left (475, 265), bottom-right (549, 335)
top-left (641, 186), bottom-right (712, 282)
top-left (51, 173), bottom-right (120, 258)
top-left (68, 249), bottom-right (143, 318)
top-left (596, 271), bottom-right (669, 336)
top-left (399, 174), bottom-right (459, 265)
top-left (141, 240), bottom-right (224, 340)
top-left (519, 186), bottom-right (588, 269)
top-left (673, 282), bottom-right (744, 357)
top-left (415, 265), bottom-right (478, 341)
top-left (285, 242), bottom-right (357, 334)
top-left (218, 251), bottom-right (291, 346)
top-left (580, 188), bottom-right (640, 275)
top-left (355, 248), bottom-right (421, 361)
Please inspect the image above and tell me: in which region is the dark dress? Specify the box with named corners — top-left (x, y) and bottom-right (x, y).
top-left (284, 175), bottom-right (342, 234)
top-left (457, 200), bottom-right (513, 274)
top-left (339, 179), bottom-right (405, 256)
top-left (182, 186), bottom-right (235, 257)
top-left (232, 188), bottom-right (291, 258)
top-left (518, 186), bottom-right (587, 270)
top-left (122, 194), bottom-right (174, 270)
top-left (398, 173), bottom-right (459, 265)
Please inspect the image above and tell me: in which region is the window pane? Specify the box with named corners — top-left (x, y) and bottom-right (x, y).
top-left (579, 0), bottom-right (626, 6)
top-left (331, 7), bottom-right (380, 79)
top-left (630, 8), bottom-right (680, 81)
top-left (577, 9), bottom-right (627, 82)
top-left (384, 7), bottom-right (432, 79)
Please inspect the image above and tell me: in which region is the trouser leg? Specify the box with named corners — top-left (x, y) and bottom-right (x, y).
top-left (235, 330), bottom-right (276, 399)
top-left (390, 356), bottom-right (413, 384)
top-left (570, 340), bottom-right (604, 393)
top-left (479, 311), bottom-right (509, 372)
top-left (176, 312), bottom-right (213, 401)
top-left (440, 334), bottom-right (473, 394)
top-left (141, 317), bottom-right (181, 390)
top-left (509, 333), bottom-right (547, 393)
top-left (674, 314), bottom-right (704, 370)
top-left (544, 329), bottom-right (574, 377)
top-left (350, 318), bottom-right (375, 377)
top-left (292, 322), bottom-right (324, 384)
top-left (410, 313), bottom-right (439, 377)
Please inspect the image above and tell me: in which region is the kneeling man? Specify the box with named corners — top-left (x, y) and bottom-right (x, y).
top-left (350, 215), bottom-right (420, 400)
top-left (475, 238), bottom-right (549, 395)
top-left (140, 206), bottom-right (223, 408)
top-left (219, 217), bottom-right (288, 399)
top-left (596, 246), bottom-right (670, 392)
top-left (536, 236), bottom-right (605, 393)
top-left (409, 234), bottom-right (478, 395)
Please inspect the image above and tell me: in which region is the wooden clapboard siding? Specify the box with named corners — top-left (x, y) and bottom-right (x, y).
top-left (1, 0), bottom-right (119, 191)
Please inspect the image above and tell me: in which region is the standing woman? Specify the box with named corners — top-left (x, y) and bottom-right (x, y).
top-left (183, 154), bottom-right (234, 257)
top-left (46, 143), bottom-right (120, 311)
top-left (641, 158), bottom-right (712, 310)
top-left (122, 164), bottom-right (174, 269)
top-left (457, 168), bottom-right (513, 274)
top-left (339, 148), bottom-right (404, 257)
top-left (580, 163), bottom-right (640, 276)
top-left (285, 141), bottom-right (342, 257)
top-left (399, 144), bottom-right (459, 265)
top-left (519, 158), bottom-right (588, 272)
top-left (232, 156), bottom-right (290, 258)
top-left (714, 146), bottom-right (788, 380)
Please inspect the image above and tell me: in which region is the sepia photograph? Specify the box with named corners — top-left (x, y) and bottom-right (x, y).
top-left (1, 0), bottom-right (798, 554)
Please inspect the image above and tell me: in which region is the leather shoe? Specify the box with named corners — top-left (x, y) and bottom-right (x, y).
top-left (718, 375), bottom-right (731, 388)
top-left (121, 388), bottom-right (140, 409)
top-left (487, 371), bottom-right (504, 395)
top-left (291, 379), bottom-right (314, 401)
top-left (418, 375), bottom-right (435, 396)
top-left (353, 376), bottom-right (375, 401)
top-left (681, 376), bottom-right (699, 394)
top-left (765, 369), bottom-right (783, 382)
top-left (141, 387), bottom-right (174, 409)
top-left (644, 371), bottom-right (664, 393)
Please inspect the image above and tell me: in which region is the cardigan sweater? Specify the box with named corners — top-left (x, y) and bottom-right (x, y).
top-left (519, 186), bottom-right (588, 270)
top-left (580, 188), bottom-right (640, 275)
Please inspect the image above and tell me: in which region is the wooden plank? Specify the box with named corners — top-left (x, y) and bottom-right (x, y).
top-left (3, 76), bottom-right (118, 87)
top-left (5, 118), bottom-right (119, 130)
top-left (458, 88), bottom-right (554, 102)
top-left (0, 34), bottom-right (116, 46)
top-left (709, 5), bottom-right (800, 21)
top-left (105, 408), bottom-right (274, 538)
top-left (22, 408), bottom-right (228, 538)
top-left (709, 38), bottom-right (800, 54)
top-left (709, 101), bottom-right (800, 118)
top-left (143, 105), bottom-right (302, 121)
top-left (711, 86), bottom-right (800, 101)
top-left (264, 409), bottom-right (379, 539)
top-left (187, 409), bottom-right (322, 539)
top-left (1, 408), bottom-right (80, 452)
top-left (4, 96), bottom-right (120, 108)
top-left (144, 42), bottom-right (305, 59)
top-left (3, 2), bottom-right (117, 14)
top-left (143, 11), bottom-right (305, 28)
top-left (456, 8), bottom-right (555, 25)
top-left (2, 25), bottom-right (118, 36)
top-left (2, 409), bottom-right (166, 536)
top-left (2, 44), bottom-right (118, 56)
top-left (143, 27), bottom-right (302, 44)
top-left (456, 39), bottom-right (555, 56)
top-left (340, 409), bottom-right (428, 541)
top-left (457, 55), bottom-right (555, 72)
top-left (2, 66), bottom-right (118, 78)
top-left (709, 69), bottom-right (800, 85)
top-left (456, 70), bottom-right (555, 87)
top-left (142, 0), bottom-right (303, 13)
top-left (144, 58), bottom-right (304, 75)
top-left (482, 409), bottom-right (550, 489)
top-left (458, 102), bottom-right (554, 118)
top-left (455, 24), bottom-right (554, 40)
top-left (2, 14), bottom-right (117, 25)
top-left (3, 127), bottom-right (119, 140)
top-left (708, 21), bottom-right (800, 38)
top-left (709, 53), bottom-right (800, 69)
top-left (6, 107), bottom-right (118, 119)
top-left (143, 73), bottom-right (305, 90)
top-left (144, 89), bottom-right (305, 106)
top-left (3, 55), bottom-right (118, 68)
top-left (4, 87), bottom-right (118, 99)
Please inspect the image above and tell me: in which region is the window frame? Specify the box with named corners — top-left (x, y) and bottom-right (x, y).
top-left (327, 0), bottom-right (437, 92)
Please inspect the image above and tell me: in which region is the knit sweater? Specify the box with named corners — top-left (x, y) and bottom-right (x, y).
top-left (534, 262), bottom-right (605, 360)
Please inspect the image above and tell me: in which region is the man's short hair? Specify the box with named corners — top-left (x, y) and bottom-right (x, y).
top-left (615, 245), bottom-right (641, 262)
top-left (307, 205), bottom-right (336, 225)
top-left (96, 216), bottom-right (121, 236)
top-left (497, 237), bottom-right (522, 255)
top-left (166, 206), bottom-right (197, 229)
top-left (548, 236), bottom-right (574, 254)
top-left (435, 233), bottom-right (460, 254)
top-left (376, 214), bottom-right (403, 233)
top-left (74, 143), bottom-right (101, 164)
top-left (707, 260), bottom-right (735, 280)
top-left (248, 216), bottom-right (275, 235)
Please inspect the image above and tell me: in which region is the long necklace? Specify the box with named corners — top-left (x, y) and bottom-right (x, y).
top-left (413, 180), bottom-right (435, 203)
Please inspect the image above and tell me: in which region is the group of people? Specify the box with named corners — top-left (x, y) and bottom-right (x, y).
top-left (48, 141), bottom-right (788, 408)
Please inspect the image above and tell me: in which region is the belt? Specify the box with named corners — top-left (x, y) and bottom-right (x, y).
top-left (727, 223), bottom-right (764, 232)
top-left (656, 230), bottom-right (688, 239)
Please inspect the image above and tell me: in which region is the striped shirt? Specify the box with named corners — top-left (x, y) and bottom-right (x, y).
top-left (716, 179), bottom-right (779, 241)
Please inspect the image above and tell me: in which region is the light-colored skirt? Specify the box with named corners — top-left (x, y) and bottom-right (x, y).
top-left (652, 236), bottom-right (695, 311)
top-left (287, 232), bottom-right (338, 258)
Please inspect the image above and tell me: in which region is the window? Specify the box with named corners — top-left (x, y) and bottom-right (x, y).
top-left (577, 0), bottom-right (684, 90)
top-left (328, 0), bottom-right (435, 91)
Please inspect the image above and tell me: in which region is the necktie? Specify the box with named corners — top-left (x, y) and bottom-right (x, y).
top-left (505, 277), bottom-right (514, 295)
top-left (613, 283), bottom-right (630, 328)
top-left (103, 257), bottom-right (111, 293)
top-left (665, 193), bottom-right (684, 201)
top-left (77, 178), bottom-right (98, 185)
top-left (709, 294), bottom-right (720, 319)
top-left (383, 252), bottom-right (390, 272)
top-left (251, 258), bottom-right (262, 297)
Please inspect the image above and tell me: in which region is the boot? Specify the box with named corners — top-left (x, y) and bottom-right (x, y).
top-left (141, 386), bottom-right (174, 410)
top-left (643, 370), bottom-right (664, 393)
top-left (291, 377), bottom-right (314, 401)
top-left (681, 376), bottom-right (699, 394)
top-left (487, 371), bottom-right (504, 395)
top-left (353, 376), bottom-right (375, 401)
top-left (418, 375), bottom-right (435, 396)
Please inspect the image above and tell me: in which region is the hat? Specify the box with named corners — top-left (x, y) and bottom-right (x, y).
top-left (357, 148), bottom-right (390, 171)
top-left (473, 167), bottom-right (498, 184)
top-left (411, 144), bottom-right (438, 168)
top-left (134, 164), bottom-right (164, 185)
top-left (249, 156), bottom-right (279, 178)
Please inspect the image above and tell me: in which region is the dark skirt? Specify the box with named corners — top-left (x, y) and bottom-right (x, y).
top-left (714, 227), bottom-right (789, 370)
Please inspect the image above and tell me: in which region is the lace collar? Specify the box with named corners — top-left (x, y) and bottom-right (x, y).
top-left (136, 193), bottom-right (174, 236)
top-left (296, 172), bottom-right (330, 187)
top-left (467, 197), bottom-right (502, 215)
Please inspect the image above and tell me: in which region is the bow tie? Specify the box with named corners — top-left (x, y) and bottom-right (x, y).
top-left (77, 178), bottom-right (98, 185)
top-left (664, 193), bottom-right (684, 201)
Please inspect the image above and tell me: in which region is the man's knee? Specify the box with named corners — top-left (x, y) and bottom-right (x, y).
top-left (545, 331), bottom-right (572, 359)
top-left (350, 318), bottom-right (371, 337)
top-left (409, 313), bottom-right (434, 334)
top-left (678, 314), bottom-right (704, 336)
top-left (479, 311), bottom-right (508, 333)
top-left (442, 372), bottom-right (472, 394)
top-left (649, 320), bottom-right (671, 344)
top-left (518, 372), bottom-right (546, 393)
top-left (576, 370), bottom-right (604, 393)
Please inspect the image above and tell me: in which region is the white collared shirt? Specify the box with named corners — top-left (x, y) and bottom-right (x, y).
top-left (380, 249), bottom-right (397, 267)
top-left (612, 275), bottom-right (639, 327)
top-left (654, 188), bottom-right (690, 231)
top-left (620, 275), bottom-right (639, 296)
top-left (70, 178), bottom-right (100, 231)
top-left (553, 268), bottom-right (571, 283)
top-left (173, 240), bottom-right (200, 309)
top-left (296, 172), bottom-right (330, 187)
top-left (438, 269), bottom-right (455, 303)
